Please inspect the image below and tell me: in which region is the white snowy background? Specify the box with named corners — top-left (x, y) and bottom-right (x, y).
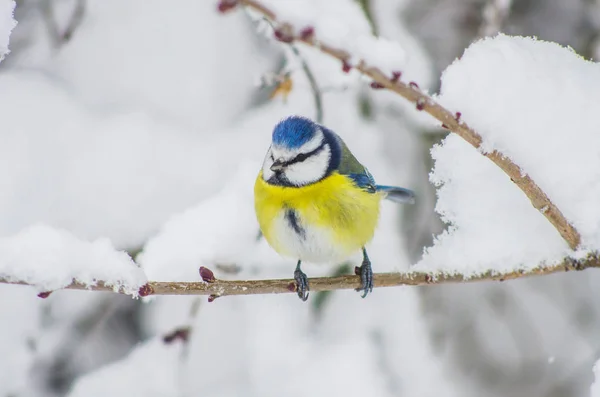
top-left (2, 0), bottom-right (600, 396)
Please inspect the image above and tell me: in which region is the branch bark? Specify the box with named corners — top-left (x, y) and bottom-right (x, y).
top-left (227, 0), bottom-right (581, 250)
top-left (2, 254), bottom-right (598, 299)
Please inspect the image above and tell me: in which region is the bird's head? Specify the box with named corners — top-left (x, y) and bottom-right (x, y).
top-left (262, 116), bottom-right (335, 186)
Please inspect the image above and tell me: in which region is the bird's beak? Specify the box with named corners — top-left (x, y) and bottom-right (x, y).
top-left (270, 159), bottom-right (285, 172)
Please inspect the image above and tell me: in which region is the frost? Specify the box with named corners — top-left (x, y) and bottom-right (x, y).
top-left (417, 35), bottom-right (600, 275)
top-left (0, 224), bottom-right (146, 295)
top-left (0, 0), bottom-right (16, 62)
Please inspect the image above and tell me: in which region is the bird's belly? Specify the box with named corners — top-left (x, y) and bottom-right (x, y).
top-left (254, 172), bottom-right (381, 264)
top-left (269, 209), bottom-right (354, 263)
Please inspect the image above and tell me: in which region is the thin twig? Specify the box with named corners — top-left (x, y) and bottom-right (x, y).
top-left (61, 0), bottom-right (86, 43)
top-left (39, 0), bottom-right (86, 48)
top-left (162, 297), bottom-right (202, 397)
top-left (2, 254), bottom-right (598, 298)
top-left (230, 0), bottom-right (581, 250)
top-left (290, 44), bottom-right (323, 123)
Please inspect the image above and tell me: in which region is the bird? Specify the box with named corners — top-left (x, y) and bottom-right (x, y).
top-left (254, 116), bottom-right (415, 301)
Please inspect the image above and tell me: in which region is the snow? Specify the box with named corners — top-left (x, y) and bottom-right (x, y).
top-left (0, 285), bottom-right (39, 396)
top-left (0, 224), bottom-right (146, 295)
top-left (51, 0), bottom-right (264, 132)
top-left (0, 0), bottom-right (15, 62)
top-left (0, 71), bottom-right (260, 249)
top-left (417, 34), bottom-right (600, 275)
top-left (138, 163), bottom-right (262, 282)
top-left (68, 338), bottom-right (183, 397)
top-left (0, 0), bottom-right (269, 249)
top-left (139, 290), bottom-right (457, 397)
top-left (257, 0), bottom-right (407, 75)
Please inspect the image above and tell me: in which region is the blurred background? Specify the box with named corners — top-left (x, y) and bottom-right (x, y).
top-left (2, 0), bottom-right (600, 396)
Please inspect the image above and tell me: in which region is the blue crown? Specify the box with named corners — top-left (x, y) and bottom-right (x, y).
top-left (272, 116), bottom-right (317, 149)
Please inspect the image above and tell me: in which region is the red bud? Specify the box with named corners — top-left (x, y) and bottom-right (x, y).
top-left (138, 284), bottom-right (154, 297)
top-left (199, 266), bottom-right (216, 283)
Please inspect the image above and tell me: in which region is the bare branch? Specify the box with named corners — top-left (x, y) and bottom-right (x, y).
top-left (2, 254), bottom-right (598, 299)
top-left (40, 0), bottom-right (86, 48)
top-left (224, 0), bottom-right (581, 250)
top-left (61, 0), bottom-right (86, 43)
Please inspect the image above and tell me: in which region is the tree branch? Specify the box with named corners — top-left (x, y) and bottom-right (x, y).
top-left (223, 0), bottom-right (581, 250)
top-left (290, 42), bottom-right (323, 123)
top-left (2, 254), bottom-right (598, 299)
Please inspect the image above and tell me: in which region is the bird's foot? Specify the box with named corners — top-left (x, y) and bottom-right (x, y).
top-left (294, 265), bottom-right (309, 301)
top-left (355, 257), bottom-right (373, 298)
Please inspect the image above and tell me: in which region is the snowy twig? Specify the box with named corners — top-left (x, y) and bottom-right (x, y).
top-left (222, 0), bottom-right (581, 250)
top-left (2, 254), bottom-right (599, 299)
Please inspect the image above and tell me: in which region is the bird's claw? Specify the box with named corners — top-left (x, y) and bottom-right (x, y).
top-left (355, 259), bottom-right (373, 298)
top-left (294, 268), bottom-right (309, 301)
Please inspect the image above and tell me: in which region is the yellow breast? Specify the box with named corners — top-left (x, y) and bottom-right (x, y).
top-left (254, 171), bottom-right (382, 262)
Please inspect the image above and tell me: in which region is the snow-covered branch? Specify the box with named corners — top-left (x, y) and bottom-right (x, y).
top-left (219, 0), bottom-right (581, 251)
top-left (3, 253), bottom-right (599, 299)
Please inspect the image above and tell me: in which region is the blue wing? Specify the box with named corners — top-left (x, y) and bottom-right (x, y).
top-left (347, 173), bottom-right (416, 204)
top-left (347, 172), bottom-right (377, 193)
top-left (375, 185), bottom-right (416, 204)
top-left (325, 128), bottom-right (415, 204)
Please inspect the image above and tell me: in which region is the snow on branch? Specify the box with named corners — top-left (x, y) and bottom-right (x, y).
top-left (0, 0), bottom-right (16, 62)
top-left (2, 254), bottom-right (599, 300)
top-left (0, 225), bottom-right (147, 297)
top-left (219, 0), bottom-right (581, 250)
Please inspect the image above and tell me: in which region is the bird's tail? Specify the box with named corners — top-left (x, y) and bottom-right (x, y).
top-left (376, 185), bottom-right (416, 204)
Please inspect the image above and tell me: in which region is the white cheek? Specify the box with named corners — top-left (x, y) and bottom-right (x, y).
top-left (285, 147), bottom-right (331, 185)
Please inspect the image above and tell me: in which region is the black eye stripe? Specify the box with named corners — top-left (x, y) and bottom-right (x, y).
top-left (280, 141), bottom-right (326, 167)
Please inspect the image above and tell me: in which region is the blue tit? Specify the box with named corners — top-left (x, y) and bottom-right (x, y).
top-left (254, 116), bottom-right (415, 301)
